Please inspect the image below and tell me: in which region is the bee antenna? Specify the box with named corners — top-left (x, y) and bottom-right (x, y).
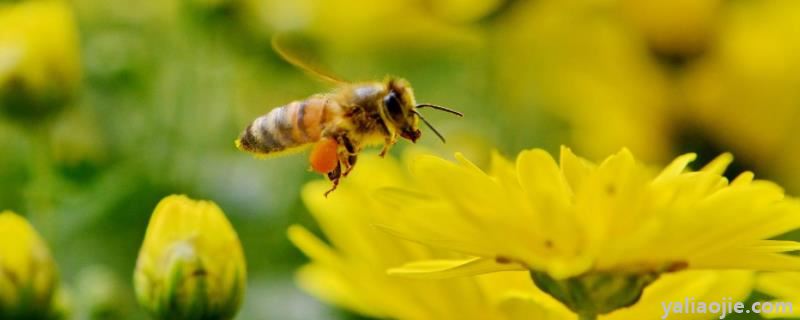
top-left (412, 110), bottom-right (447, 143)
top-left (415, 104), bottom-right (464, 117)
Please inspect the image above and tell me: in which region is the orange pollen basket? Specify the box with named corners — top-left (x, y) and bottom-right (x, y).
top-left (309, 137), bottom-right (339, 174)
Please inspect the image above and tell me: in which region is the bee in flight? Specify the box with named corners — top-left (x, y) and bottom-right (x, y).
top-left (235, 36), bottom-right (463, 196)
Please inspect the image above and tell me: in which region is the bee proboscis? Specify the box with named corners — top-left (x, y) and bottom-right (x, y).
top-left (235, 36), bottom-right (463, 196)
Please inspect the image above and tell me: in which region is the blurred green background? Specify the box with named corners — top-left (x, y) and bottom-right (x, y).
top-left (2, 0), bottom-right (800, 319)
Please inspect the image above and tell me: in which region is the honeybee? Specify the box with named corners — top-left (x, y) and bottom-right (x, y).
top-left (235, 37), bottom-right (463, 196)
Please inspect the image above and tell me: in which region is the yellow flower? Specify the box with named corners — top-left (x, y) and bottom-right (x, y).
top-left (289, 155), bottom-right (509, 320)
top-left (376, 147), bottom-right (800, 317)
top-left (0, 0), bottom-right (81, 120)
top-left (134, 195), bottom-right (246, 320)
top-left (0, 211), bottom-right (60, 319)
top-left (291, 154), bottom-right (757, 320)
top-left (755, 272), bottom-right (800, 318)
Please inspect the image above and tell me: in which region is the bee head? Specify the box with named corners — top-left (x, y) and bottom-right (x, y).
top-left (381, 78), bottom-right (463, 144)
top-left (382, 78), bottom-right (421, 142)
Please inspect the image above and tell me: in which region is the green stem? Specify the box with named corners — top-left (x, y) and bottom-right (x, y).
top-left (25, 126), bottom-right (57, 237)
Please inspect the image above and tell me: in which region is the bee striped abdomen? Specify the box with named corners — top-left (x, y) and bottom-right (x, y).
top-left (236, 96), bottom-right (335, 155)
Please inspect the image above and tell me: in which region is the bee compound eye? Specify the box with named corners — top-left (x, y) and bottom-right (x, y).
top-left (383, 93), bottom-right (404, 121)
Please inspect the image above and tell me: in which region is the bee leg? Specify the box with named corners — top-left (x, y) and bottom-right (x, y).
top-left (340, 135), bottom-right (357, 154)
top-left (336, 150), bottom-right (357, 177)
top-left (343, 154), bottom-right (358, 177)
top-left (379, 136), bottom-right (396, 157)
top-left (337, 150), bottom-right (352, 175)
top-left (324, 161), bottom-right (342, 197)
top-left (338, 135), bottom-right (358, 177)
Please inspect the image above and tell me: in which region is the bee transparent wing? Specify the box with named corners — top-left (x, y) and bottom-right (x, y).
top-left (271, 34), bottom-right (348, 85)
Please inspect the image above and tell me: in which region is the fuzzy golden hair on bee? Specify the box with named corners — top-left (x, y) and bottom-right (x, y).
top-left (386, 78), bottom-right (415, 106)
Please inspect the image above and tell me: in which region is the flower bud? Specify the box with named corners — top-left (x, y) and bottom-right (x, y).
top-left (0, 1), bottom-right (81, 121)
top-left (134, 195), bottom-right (246, 320)
top-left (0, 211), bottom-right (60, 319)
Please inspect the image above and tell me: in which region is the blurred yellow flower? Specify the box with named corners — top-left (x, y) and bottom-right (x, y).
top-left (621, 0), bottom-right (721, 56)
top-left (681, 0), bottom-right (800, 192)
top-left (0, 211), bottom-right (60, 319)
top-left (0, 0), bottom-right (81, 120)
top-left (291, 154), bottom-right (756, 320)
top-left (134, 195), bottom-right (246, 320)
top-left (755, 272), bottom-right (800, 318)
top-left (233, 0), bottom-right (480, 54)
top-left (494, 0), bottom-right (672, 162)
top-left (495, 0), bottom-right (800, 195)
top-left (426, 0), bottom-right (505, 23)
top-left (376, 147), bottom-right (800, 317)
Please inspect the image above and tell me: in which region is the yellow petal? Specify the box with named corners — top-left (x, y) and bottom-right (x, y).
top-left (559, 145), bottom-right (595, 194)
top-left (700, 152), bottom-right (733, 176)
top-left (751, 240), bottom-right (800, 253)
top-left (757, 272), bottom-right (800, 301)
top-left (489, 150), bottom-right (516, 180)
top-left (497, 292), bottom-right (574, 320)
top-left (295, 264), bottom-right (382, 317)
top-left (517, 148), bottom-right (572, 204)
top-left (604, 270), bottom-right (754, 320)
top-left (753, 272), bottom-right (800, 318)
top-left (759, 300), bottom-right (800, 319)
top-left (372, 186), bottom-right (433, 210)
top-left (287, 225), bottom-right (340, 267)
top-left (693, 251), bottom-right (800, 271)
top-left (388, 257), bottom-right (525, 279)
top-left (454, 152), bottom-right (485, 174)
top-left (410, 154), bottom-right (502, 219)
top-left (654, 152), bottom-right (697, 183)
top-left (731, 171), bottom-right (755, 186)
top-left (373, 224), bottom-right (496, 258)
top-left (516, 149), bottom-right (579, 255)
